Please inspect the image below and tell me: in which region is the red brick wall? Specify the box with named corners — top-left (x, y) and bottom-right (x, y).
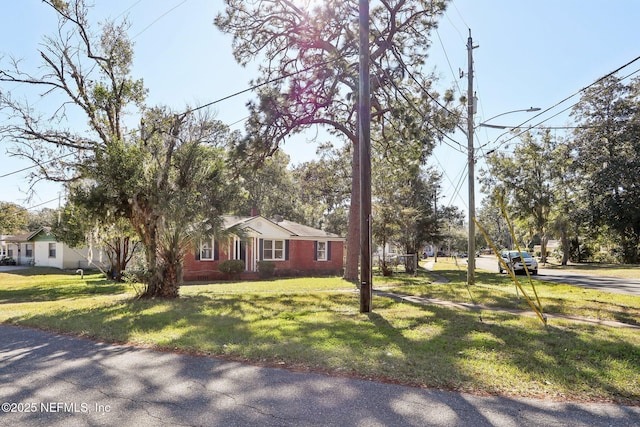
top-left (182, 243), bottom-right (229, 281)
top-left (183, 239), bottom-right (344, 281)
top-left (283, 240), bottom-right (344, 276)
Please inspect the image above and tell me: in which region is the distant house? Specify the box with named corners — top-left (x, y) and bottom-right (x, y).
top-left (183, 215), bottom-right (344, 281)
top-left (534, 240), bottom-right (560, 257)
top-left (0, 228), bottom-right (106, 270)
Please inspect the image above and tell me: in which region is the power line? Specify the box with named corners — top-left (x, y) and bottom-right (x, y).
top-left (481, 56), bottom-right (640, 153)
top-left (116, 0), bottom-right (143, 20)
top-left (370, 60), bottom-right (465, 154)
top-left (131, 0), bottom-right (189, 40)
top-left (435, 28), bottom-right (465, 104)
top-left (185, 58), bottom-right (339, 115)
top-left (368, 18), bottom-right (466, 152)
top-left (0, 153), bottom-right (76, 178)
top-left (450, 0), bottom-right (470, 32)
top-left (443, 5), bottom-right (467, 45)
top-left (24, 197), bottom-right (61, 211)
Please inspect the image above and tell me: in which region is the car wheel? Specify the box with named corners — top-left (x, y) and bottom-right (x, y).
top-left (498, 264), bottom-right (503, 273)
top-left (531, 270), bottom-right (538, 275)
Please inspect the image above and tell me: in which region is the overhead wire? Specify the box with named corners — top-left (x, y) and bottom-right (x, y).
top-left (185, 58), bottom-right (340, 116)
top-left (24, 197), bottom-right (61, 211)
top-left (480, 55), bottom-right (640, 154)
top-left (0, 153), bottom-right (76, 178)
top-left (366, 57), bottom-right (468, 207)
top-left (435, 28), bottom-right (464, 106)
top-left (131, 0), bottom-right (189, 40)
top-left (1, 57), bottom-right (341, 181)
top-left (1, 0), bottom-right (192, 181)
top-left (115, 0), bottom-right (143, 20)
top-left (429, 4), bottom-right (476, 208)
top-left (367, 10), bottom-right (469, 206)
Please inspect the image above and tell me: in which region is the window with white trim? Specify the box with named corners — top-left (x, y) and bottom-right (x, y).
top-left (263, 239), bottom-right (285, 261)
top-left (48, 243), bottom-right (57, 258)
top-left (316, 241), bottom-right (327, 261)
top-left (200, 239), bottom-right (215, 260)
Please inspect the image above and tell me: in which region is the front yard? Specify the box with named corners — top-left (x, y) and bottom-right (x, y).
top-left (1, 267), bottom-right (638, 405)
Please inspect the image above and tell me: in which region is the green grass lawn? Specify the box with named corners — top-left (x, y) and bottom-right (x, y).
top-left (380, 261), bottom-right (640, 327)
top-left (543, 261), bottom-right (640, 279)
top-left (1, 267), bottom-right (639, 405)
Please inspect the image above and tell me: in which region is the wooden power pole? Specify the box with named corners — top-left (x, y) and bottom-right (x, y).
top-left (467, 29), bottom-right (478, 286)
top-left (359, 0), bottom-right (372, 312)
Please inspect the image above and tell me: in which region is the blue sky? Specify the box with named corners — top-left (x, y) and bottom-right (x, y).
top-left (1, 0), bottom-right (639, 215)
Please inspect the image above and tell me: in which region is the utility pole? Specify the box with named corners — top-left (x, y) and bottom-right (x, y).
top-left (433, 188), bottom-right (438, 263)
top-left (467, 29), bottom-right (478, 286)
top-left (359, 0), bottom-right (372, 312)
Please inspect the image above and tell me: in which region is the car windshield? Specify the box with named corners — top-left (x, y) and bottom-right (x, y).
top-left (506, 251), bottom-right (532, 259)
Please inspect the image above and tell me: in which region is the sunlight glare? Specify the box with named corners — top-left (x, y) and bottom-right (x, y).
top-left (285, 0), bottom-right (323, 13)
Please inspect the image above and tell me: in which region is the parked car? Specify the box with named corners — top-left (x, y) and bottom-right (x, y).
top-left (498, 250), bottom-right (538, 275)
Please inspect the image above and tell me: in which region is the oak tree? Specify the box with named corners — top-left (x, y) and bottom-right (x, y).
top-left (215, 0), bottom-right (456, 280)
top-left (571, 76), bottom-right (640, 263)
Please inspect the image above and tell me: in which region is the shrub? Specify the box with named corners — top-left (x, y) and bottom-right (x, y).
top-left (381, 262), bottom-right (393, 276)
top-left (257, 261), bottom-right (275, 278)
top-left (218, 260), bottom-right (245, 277)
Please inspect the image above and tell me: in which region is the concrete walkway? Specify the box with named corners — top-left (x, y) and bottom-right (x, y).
top-left (1, 325), bottom-right (638, 426)
top-left (0, 265), bottom-right (28, 272)
top-left (406, 262), bottom-right (640, 330)
top-left (374, 290), bottom-right (640, 330)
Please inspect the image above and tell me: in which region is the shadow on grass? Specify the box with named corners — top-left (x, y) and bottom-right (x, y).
top-left (0, 283), bottom-right (127, 304)
top-left (7, 289), bottom-right (639, 404)
top-left (543, 296), bottom-right (640, 327)
top-left (0, 269), bottom-right (126, 304)
top-left (2, 267), bottom-right (83, 276)
top-left (381, 270), bottom-right (640, 327)
top-left (381, 269), bottom-right (531, 311)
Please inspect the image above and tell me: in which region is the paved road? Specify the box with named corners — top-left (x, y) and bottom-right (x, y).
top-left (1, 325), bottom-right (638, 426)
top-left (474, 256), bottom-right (640, 296)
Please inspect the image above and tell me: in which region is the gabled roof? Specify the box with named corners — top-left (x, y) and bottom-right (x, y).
top-left (222, 216), bottom-right (254, 229)
top-left (2, 227), bottom-right (49, 243)
top-left (222, 215), bottom-right (343, 240)
top-left (274, 218), bottom-right (342, 239)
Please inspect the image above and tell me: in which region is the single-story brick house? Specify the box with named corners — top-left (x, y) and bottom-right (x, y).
top-left (183, 215), bottom-right (344, 281)
top-left (0, 227), bottom-right (106, 270)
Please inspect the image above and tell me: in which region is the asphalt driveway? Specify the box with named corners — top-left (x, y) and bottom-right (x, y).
top-left (1, 325), bottom-right (638, 426)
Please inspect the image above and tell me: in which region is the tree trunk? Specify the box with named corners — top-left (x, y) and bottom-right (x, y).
top-left (540, 231), bottom-right (548, 264)
top-left (110, 237), bottom-right (125, 282)
top-left (344, 137), bottom-right (360, 282)
top-left (133, 207), bottom-right (165, 298)
top-left (141, 228), bottom-right (163, 298)
top-left (621, 231), bottom-right (640, 264)
top-left (158, 259), bottom-right (181, 298)
top-left (560, 231), bottom-right (570, 265)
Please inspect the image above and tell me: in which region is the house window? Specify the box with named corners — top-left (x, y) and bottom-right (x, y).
top-left (25, 244), bottom-right (33, 258)
top-left (200, 239), bottom-right (215, 260)
top-left (49, 243), bottom-right (57, 258)
top-left (263, 239), bottom-right (285, 261)
top-left (316, 241), bottom-right (327, 261)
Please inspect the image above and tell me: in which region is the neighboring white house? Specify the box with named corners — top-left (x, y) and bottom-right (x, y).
top-left (1, 228), bottom-right (106, 270)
